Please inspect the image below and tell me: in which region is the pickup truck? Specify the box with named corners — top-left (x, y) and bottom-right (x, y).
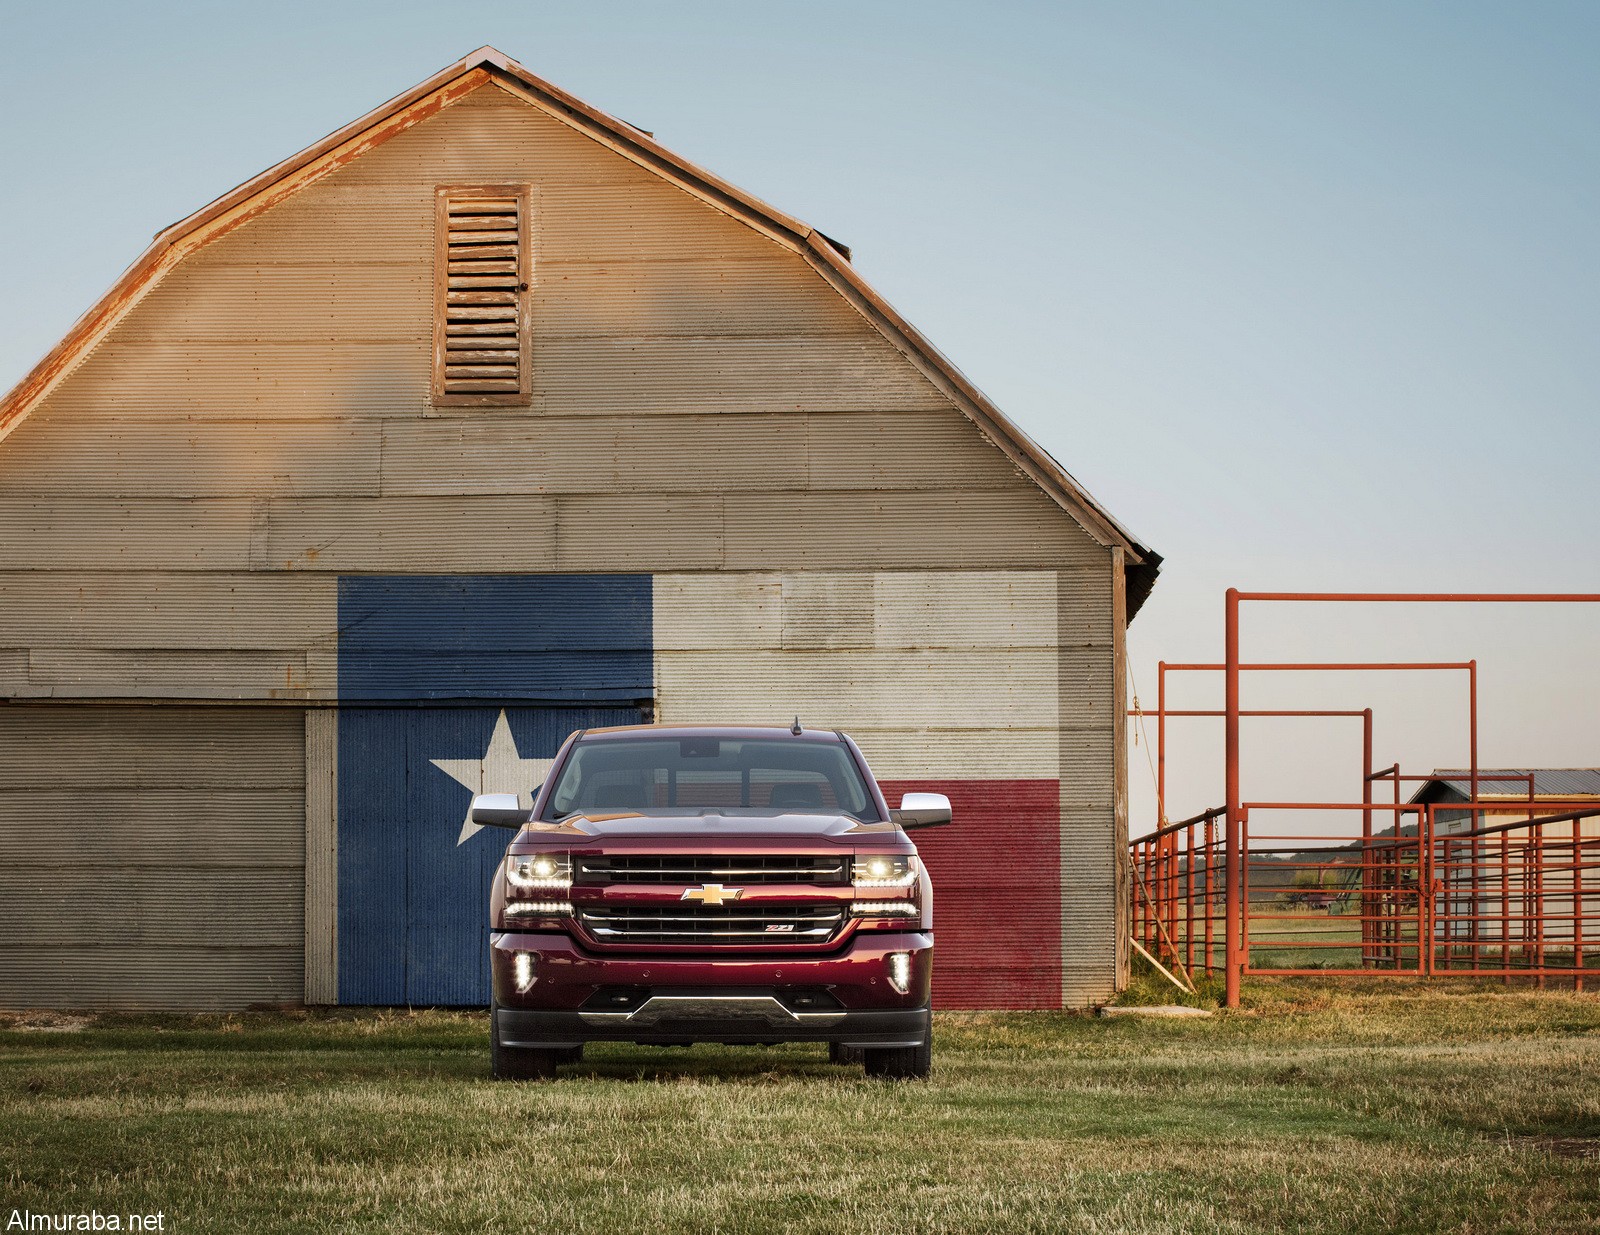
top-left (470, 722), bottom-right (948, 1080)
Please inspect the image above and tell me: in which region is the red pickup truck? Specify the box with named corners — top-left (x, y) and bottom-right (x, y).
top-left (472, 722), bottom-right (948, 1080)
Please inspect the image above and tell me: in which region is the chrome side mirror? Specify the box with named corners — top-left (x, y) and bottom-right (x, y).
top-left (469, 793), bottom-right (533, 829)
top-left (894, 792), bottom-right (952, 829)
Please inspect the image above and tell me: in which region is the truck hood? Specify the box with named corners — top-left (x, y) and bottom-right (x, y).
top-left (537, 811), bottom-right (900, 842)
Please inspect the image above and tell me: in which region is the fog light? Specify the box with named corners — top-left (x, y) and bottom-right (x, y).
top-left (887, 952), bottom-right (912, 995)
top-left (513, 951), bottom-right (537, 993)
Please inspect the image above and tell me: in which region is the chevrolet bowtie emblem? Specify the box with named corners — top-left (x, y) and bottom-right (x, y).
top-left (682, 883), bottom-right (743, 905)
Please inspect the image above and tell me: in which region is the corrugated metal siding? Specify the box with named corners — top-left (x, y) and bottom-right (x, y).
top-left (0, 572), bottom-right (337, 650)
top-left (0, 706), bottom-right (304, 1010)
top-left (652, 573), bottom-right (1069, 764)
top-left (1059, 561), bottom-right (1118, 1005)
top-left (0, 419), bottom-right (383, 496)
top-left (883, 778), bottom-right (1061, 1010)
top-left (304, 709), bottom-right (338, 1004)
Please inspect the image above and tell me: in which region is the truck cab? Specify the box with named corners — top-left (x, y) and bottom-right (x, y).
top-left (473, 722), bottom-right (948, 1079)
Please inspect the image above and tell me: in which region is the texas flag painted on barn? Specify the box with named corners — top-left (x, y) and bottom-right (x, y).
top-left (334, 571), bottom-right (1068, 1009)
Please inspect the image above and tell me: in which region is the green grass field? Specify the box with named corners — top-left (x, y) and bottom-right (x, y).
top-left (2, 979), bottom-right (1597, 1234)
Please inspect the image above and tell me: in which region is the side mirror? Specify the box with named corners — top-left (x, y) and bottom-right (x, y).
top-left (470, 793), bottom-right (533, 829)
top-left (894, 792), bottom-right (952, 829)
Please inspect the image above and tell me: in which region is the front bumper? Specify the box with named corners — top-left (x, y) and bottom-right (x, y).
top-left (491, 929), bottom-right (932, 1046)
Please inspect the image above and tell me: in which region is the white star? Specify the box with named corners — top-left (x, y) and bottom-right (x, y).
top-left (430, 710), bottom-right (554, 845)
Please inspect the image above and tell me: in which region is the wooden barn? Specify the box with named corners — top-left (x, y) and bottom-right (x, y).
top-left (0, 47), bottom-right (1159, 1012)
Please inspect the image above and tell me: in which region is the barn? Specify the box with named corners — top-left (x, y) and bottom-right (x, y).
top-left (0, 47), bottom-right (1159, 1012)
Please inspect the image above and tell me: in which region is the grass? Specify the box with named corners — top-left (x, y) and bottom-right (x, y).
top-left (2, 980), bottom-right (1598, 1234)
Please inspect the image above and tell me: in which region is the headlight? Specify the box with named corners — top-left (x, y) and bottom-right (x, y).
top-left (854, 854), bottom-right (916, 888)
top-left (512, 951), bottom-right (537, 993)
top-left (887, 952), bottom-right (913, 994)
top-left (851, 900), bottom-right (920, 918)
top-left (506, 852), bottom-right (572, 891)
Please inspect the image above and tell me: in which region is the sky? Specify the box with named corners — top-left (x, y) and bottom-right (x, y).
top-left (1, 1), bottom-right (1597, 837)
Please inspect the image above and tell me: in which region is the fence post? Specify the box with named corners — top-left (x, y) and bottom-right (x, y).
top-left (1224, 589), bottom-right (1242, 1008)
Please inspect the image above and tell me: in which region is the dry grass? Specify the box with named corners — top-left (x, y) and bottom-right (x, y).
top-left (1, 980), bottom-right (1597, 1233)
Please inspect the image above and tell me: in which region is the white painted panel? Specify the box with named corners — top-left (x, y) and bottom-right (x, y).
top-left (873, 571), bottom-right (1059, 649)
top-left (655, 648), bottom-right (1058, 730)
top-left (781, 574), bottom-right (874, 650)
top-left (651, 573), bottom-right (782, 650)
top-left (845, 728), bottom-right (1060, 780)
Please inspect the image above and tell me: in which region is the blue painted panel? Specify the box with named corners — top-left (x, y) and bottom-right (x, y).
top-left (335, 573), bottom-right (653, 1006)
top-left (338, 704), bottom-right (643, 1006)
top-left (338, 574), bottom-right (651, 703)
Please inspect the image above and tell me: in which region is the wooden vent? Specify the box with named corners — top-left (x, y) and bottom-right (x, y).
top-left (433, 185), bottom-right (532, 405)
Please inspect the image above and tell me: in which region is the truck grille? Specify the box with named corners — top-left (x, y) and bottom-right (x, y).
top-left (576, 855), bottom-right (848, 886)
top-left (577, 904), bottom-right (845, 945)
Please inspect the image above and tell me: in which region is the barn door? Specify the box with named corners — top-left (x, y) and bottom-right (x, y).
top-left (337, 704), bottom-right (642, 1005)
top-left (331, 572), bottom-right (654, 1007)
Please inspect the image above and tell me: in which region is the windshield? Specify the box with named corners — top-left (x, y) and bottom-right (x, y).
top-left (542, 736), bottom-right (880, 821)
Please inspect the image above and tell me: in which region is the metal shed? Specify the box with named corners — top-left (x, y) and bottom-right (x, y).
top-left (0, 47), bottom-right (1159, 1011)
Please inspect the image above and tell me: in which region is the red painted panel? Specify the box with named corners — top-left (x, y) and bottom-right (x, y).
top-left (880, 778), bottom-right (1061, 1010)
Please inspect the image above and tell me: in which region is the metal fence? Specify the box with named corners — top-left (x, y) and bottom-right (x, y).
top-left (1133, 797), bottom-right (1600, 991)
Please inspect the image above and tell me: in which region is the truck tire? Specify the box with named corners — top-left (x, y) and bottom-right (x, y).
top-left (862, 1016), bottom-right (932, 1080)
top-left (490, 1000), bottom-right (559, 1081)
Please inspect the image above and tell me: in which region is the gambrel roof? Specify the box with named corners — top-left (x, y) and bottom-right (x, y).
top-left (0, 46), bottom-right (1160, 612)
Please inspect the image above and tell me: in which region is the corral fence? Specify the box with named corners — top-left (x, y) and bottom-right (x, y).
top-left (1132, 796), bottom-right (1600, 990)
top-left (1129, 590), bottom-right (1600, 1005)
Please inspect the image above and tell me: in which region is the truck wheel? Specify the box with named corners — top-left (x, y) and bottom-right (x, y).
top-left (862, 1017), bottom-right (932, 1080)
top-left (828, 1043), bottom-right (862, 1066)
top-left (490, 1000), bottom-right (559, 1081)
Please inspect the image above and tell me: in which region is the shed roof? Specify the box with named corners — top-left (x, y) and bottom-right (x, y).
top-left (1411, 769), bottom-right (1600, 802)
top-left (0, 46), bottom-right (1160, 613)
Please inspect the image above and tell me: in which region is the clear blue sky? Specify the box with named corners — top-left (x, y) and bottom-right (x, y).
top-left (3, 1), bottom-right (1597, 831)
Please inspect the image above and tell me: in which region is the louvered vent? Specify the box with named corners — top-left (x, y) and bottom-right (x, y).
top-left (433, 186), bottom-right (531, 405)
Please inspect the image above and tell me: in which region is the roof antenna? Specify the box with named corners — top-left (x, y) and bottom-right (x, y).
top-left (791, 715), bottom-right (804, 735)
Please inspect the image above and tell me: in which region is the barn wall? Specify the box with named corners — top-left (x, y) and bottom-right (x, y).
top-left (0, 81), bottom-right (1128, 1009)
top-left (0, 705), bottom-right (305, 1010)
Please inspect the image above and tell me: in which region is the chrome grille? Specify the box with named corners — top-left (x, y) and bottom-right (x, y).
top-left (576, 855), bottom-right (848, 886)
top-left (578, 904), bottom-right (845, 945)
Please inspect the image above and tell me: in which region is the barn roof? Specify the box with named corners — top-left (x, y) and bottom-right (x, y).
top-left (0, 46), bottom-right (1160, 613)
top-left (1412, 769), bottom-right (1600, 801)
